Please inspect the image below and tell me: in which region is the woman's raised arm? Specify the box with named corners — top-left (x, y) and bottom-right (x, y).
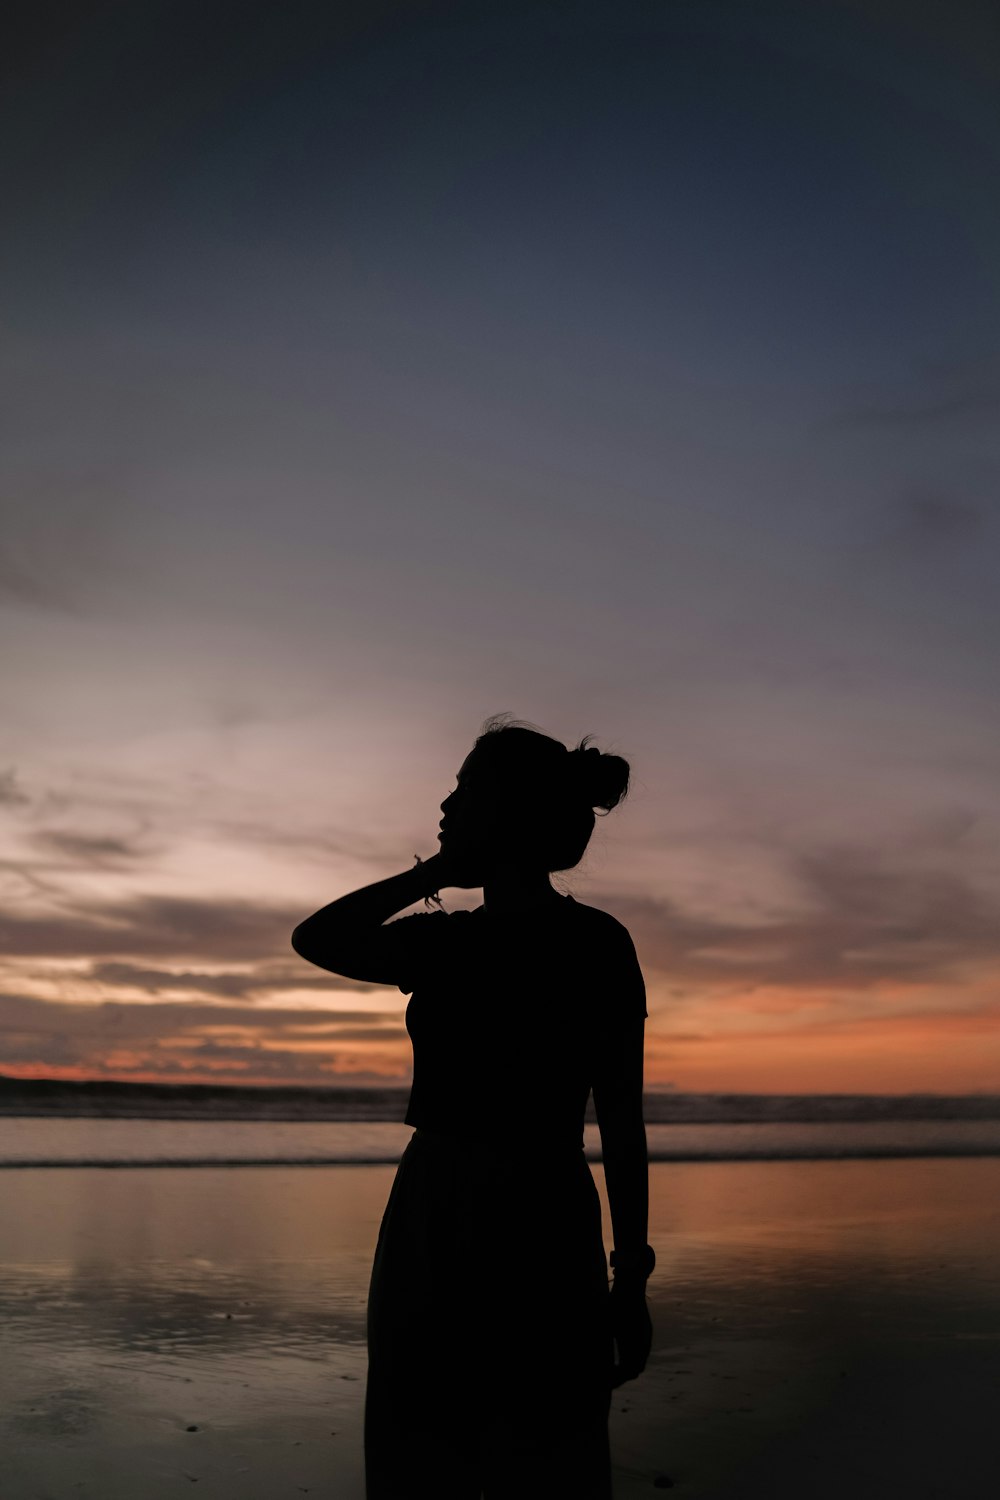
top-left (290, 853), bottom-right (446, 983)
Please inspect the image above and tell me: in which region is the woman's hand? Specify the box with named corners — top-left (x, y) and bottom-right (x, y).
top-left (430, 845), bottom-right (486, 890)
top-left (609, 1281), bottom-right (653, 1388)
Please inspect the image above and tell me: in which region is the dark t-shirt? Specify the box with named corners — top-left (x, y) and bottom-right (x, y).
top-left (381, 894), bottom-right (647, 1152)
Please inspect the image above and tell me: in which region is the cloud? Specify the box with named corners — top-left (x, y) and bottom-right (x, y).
top-left (831, 389), bottom-right (999, 428)
top-left (654, 993), bottom-right (1000, 1049)
top-left (0, 892), bottom-right (315, 962)
top-left (86, 960), bottom-right (378, 998)
top-left (0, 991), bottom-right (408, 1083)
top-left (0, 542), bottom-right (82, 614)
top-left (881, 492), bottom-right (987, 554)
top-left (0, 993), bottom-right (398, 1038)
top-left (598, 844), bottom-right (1000, 992)
top-left (0, 768), bottom-right (30, 807)
top-left (29, 829), bottom-right (153, 866)
top-left (3, 840), bottom-right (997, 1086)
top-left (827, 354), bottom-right (1000, 431)
top-left (4, 837), bottom-right (998, 1005)
top-left (204, 815), bottom-right (369, 862)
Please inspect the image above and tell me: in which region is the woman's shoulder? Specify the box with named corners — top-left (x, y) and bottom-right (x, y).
top-left (565, 897), bottom-right (639, 955)
top-left (566, 896), bottom-right (633, 935)
top-left (566, 899), bottom-right (647, 1013)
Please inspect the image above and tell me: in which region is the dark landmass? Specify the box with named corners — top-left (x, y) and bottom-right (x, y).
top-left (0, 1077), bottom-right (410, 1121)
top-left (2, 1075), bottom-right (999, 1122)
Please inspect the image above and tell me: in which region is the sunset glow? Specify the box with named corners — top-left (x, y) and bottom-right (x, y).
top-left (3, 3), bottom-right (998, 1096)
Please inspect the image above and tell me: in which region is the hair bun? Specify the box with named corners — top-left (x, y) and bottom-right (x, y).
top-left (569, 740), bottom-right (630, 812)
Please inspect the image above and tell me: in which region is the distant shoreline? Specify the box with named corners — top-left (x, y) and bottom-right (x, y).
top-left (2, 1076), bottom-right (999, 1123)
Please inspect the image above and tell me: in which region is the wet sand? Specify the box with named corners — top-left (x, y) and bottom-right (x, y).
top-left (2, 1157), bottom-right (999, 1498)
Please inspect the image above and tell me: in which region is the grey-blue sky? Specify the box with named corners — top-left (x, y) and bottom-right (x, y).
top-left (2, 0), bottom-right (999, 1089)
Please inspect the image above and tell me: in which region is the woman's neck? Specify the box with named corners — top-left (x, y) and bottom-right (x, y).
top-left (481, 864), bottom-right (564, 915)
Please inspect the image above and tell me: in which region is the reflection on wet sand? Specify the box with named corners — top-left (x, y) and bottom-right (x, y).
top-left (1, 1159), bottom-right (999, 1498)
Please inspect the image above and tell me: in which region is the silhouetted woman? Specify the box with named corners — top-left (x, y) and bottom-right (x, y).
top-left (291, 715), bottom-right (653, 1499)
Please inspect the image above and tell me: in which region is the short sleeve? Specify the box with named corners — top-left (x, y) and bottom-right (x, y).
top-left (381, 909), bottom-right (451, 994)
top-left (591, 920), bottom-right (648, 1032)
top-left (588, 920), bottom-right (647, 1103)
top-left (616, 925), bottom-right (648, 1020)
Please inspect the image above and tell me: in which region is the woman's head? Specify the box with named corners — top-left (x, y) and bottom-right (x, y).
top-left (438, 713), bottom-right (630, 875)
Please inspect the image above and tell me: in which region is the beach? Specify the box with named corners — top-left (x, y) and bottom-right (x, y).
top-left (3, 1152), bottom-right (999, 1498)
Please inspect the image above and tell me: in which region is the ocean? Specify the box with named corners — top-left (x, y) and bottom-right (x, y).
top-left (2, 1087), bottom-right (999, 1166)
top-left (3, 1114), bottom-right (1000, 1165)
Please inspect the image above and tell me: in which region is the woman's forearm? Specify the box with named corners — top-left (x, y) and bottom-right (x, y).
top-left (291, 855), bottom-right (444, 953)
top-left (601, 1122), bottom-right (649, 1253)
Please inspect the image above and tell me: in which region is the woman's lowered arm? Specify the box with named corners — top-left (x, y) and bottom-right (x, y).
top-left (592, 1011), bottom-right (649, 1255)
top-left (593, 1001), bottom-right (653, 1388)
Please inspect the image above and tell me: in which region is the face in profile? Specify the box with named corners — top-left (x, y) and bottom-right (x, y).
top-left (438, 749), bottom-right (514, 873)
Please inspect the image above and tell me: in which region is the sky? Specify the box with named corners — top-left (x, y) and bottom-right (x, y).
top-left (2, 0), bottom-right (999, 1094)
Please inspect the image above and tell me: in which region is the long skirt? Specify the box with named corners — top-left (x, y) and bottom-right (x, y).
top-left (365, 1128), bottom-right (614, 1499)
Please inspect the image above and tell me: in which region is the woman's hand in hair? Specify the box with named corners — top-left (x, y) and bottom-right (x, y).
top-left (428, 847), bottom-right (485, 890)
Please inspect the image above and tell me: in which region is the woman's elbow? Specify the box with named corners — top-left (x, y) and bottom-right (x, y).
top-left (291, 922), bottom-right (362, 979)
top-left (290, 921), bottom-right (331, 966)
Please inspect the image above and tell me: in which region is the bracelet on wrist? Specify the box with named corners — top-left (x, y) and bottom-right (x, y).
top-left (609, 1244), bottom-right (655, 1280)
top-left (412, 855), bottom-right (445, 910)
